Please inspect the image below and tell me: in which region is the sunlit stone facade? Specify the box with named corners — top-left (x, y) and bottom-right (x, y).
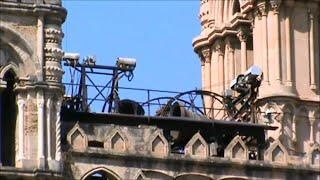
top-left (193, 0), bottom-right (320, 171)
top-left (0, 0), bottom-right (319, 179)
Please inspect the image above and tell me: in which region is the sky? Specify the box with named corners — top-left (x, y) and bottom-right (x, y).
top-left (62, 1), bottom-right (202, 112)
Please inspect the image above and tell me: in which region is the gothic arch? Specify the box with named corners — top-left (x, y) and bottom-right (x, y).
top-left (0, 25), bottom-right (38, 79)
top-left (81, 167), bottom-right (121, 180)
top-left (142, 170), bottom-right (173, 180)
top-left (0, 25), bottom-right (33, 58)
top-left (0, 63), bottom-right (19, 81)
top-left (0, 67), bottom-right (18, 166)
top-left (175, 173), bottom-right (213, 180)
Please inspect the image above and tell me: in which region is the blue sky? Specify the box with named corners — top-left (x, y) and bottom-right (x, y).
top-left (62, 1), bottom-right (201, 112)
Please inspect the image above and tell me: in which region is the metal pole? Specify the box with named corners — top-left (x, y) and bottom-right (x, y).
top-left (80, 66), bottom-right (88, 111)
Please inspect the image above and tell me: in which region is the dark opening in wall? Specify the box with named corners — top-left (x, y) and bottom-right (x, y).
top-left (88, 140), bottom-right (104, 148)
top-left (233, 0), bottom-right (241, 15)
top-left (0, 69), bottom-right (17, 166)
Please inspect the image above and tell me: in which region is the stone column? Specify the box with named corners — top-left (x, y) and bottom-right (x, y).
top-left (258, 2), bottom-right (269, 84)
top-left (216, 41), bottom-right (225, 93)
top-left (55, 99), bottom-right (62, 161)
top-left (37, 15), bottom-right (44, 81)
top-left (17, 94), bottom-right (25, 163)
top-left (308, 9), bottom-right (318, 90)
top-left (309, 117), bottom-right (315, 145)
top-left (285, 5), bottom-right (292, 86)
top-left (201, 47), bottom-right (211, 92)
top-left (237, 27), bottom-right (248, 73)
top-left (44, 19), bottom-right (64, 83)
top-left (46, 97), bottom-right (52, 160)
top-left (226, 37), bottom-right (235, 83)
top-left (270, 0), bottom-right (282, 84)
top-left (201, 47), bottom-right (211, 115)
top-left (219, 0), bottom-right (224, 25)
top-left (200, 57), bottom-right (206, 91)
top-left (37, 91), bottom-right (45, 168)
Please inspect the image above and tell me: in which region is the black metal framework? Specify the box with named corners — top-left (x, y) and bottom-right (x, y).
top-left (63, 58), bottom-right (135, 113)
top-left (62, 59), bottom-right (263, 124)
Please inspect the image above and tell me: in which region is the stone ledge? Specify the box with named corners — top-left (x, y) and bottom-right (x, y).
top-left (67, 149), bottom-right (320, 174)
top-left (0, 166), bottom-right (63, 179)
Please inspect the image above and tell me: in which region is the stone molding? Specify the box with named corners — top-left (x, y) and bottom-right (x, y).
top-left (148, 130), bottom-right (169, 157)
top-left (264, 140), bottom-right (288, 164)
top-left (224, 135), bottom-right (248, 160)
top-left (67, 123), bottom-right (88, 151)
top-left (104, 127), bottom-right (129, 153)
top-left (185, 132), bottom-right (209, 158)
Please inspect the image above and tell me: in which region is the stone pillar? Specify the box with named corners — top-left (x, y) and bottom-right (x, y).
top-left (258, 2), bottom-right (269, 84)
top-left (310, 118), bottom-right (315, 145)
top-left (216, 41), bottom-right (225, 93)
top-left (219, 0), bottom-right (224, 25)
top-left (308, 9), bottom-right (318, 90)
top-left (17, 96), bottom-right (25, 163)
top-left (237, 27), bottom-right (248, 73)
top-left (201, 47), bottom-right (212, 115)
top-left (270, 0), bottom-right (282, 84)
top-left (200, 58), bottom-right (206, 91)
top-left (55, 99), bottom-right (62, 161)
top-left (46, 97), bottom-right (52, 160)
top-left (37, 15), bottom-right (44, 81)
top-left (226, 37), bottom-right (235, 83)
top-left (201, 47), bottom-right (211, 92)
top-left (44, 18), bottom-right (64, 83)
top-left (285, 5), bottom-right (292, 86)
top-left (37, 91), bottom-right (45, 168)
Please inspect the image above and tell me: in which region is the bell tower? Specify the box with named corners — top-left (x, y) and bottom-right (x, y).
top-left (193, 0), bottom-right (320, 165)
top-left (0, 0), bottom-right (66, 173)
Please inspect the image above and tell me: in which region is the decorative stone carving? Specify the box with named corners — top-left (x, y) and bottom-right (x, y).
top-left (224, 135), bottom-right (248, 160)
top-left (270, 0), bottom-right (281, 14)
top-left (201, 47), bottom-right (211, 64)
top-left (104, 128), bottom-right (128, 152)
top-left (67, 123), bottom-right (88, 151)
top-left (264, 140), bottom-right (288, 164)
top-left (257, 1), bottom-right (268, 16)
top-left (215, 41), bottom-right (225, 56)
top-left (135, 170), bottom-right (146, 180)
top-left (148, 130), bottom-right (169, 157)
top-left (237, 27), bottom-right (249, 43)
top-left (44, 25), bottom-right (64, 83)
top-left (185, 132), bottom-right (209, 158)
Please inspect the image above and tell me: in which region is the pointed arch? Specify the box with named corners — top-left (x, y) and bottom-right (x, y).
top-left (0, 66), bottom-right (18, 166)
top-left (176, 173), bottom-right (213, 180)
top-left (0, 63), bottom-right (19, 81)
top-left (81, 167), bottom-right (121, 180)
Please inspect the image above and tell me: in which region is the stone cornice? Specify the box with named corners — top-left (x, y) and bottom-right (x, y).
top-left (0, 1), bottom-right (67, 23)
top-left (193, 15), bottom-right (251, 53)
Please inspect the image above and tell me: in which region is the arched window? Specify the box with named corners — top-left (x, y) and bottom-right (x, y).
top-left (0, 69), bottom-right (17, 166)
top-left (82, 168), bottom-right (120, 180)
top-left (232, 0), bottom-right (241, 15)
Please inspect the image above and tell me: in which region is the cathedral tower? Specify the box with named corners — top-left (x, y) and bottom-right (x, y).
top-left (0, 0), bottom-right (66, 175)
top-left (193, 0), bottom-right (320, 165)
